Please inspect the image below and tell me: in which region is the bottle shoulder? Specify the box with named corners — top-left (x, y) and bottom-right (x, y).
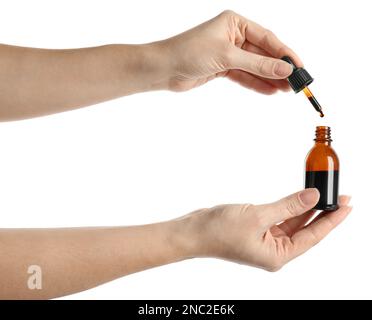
top-left (305, 144), bottom-right (339, 171)
top-left (306, 144), bottom-right (339, 158)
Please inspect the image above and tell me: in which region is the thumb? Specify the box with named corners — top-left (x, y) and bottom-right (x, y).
top-left (260, 188), bottom-right (320, 227)
top-left (230, 47), bottom-right (293, 79)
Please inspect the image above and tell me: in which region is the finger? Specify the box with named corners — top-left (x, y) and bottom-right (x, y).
top-left (238, 15), bottom-right (303, 67)
top-left (227, 69), bottom-right (278, 94)
top-left (278, 210), bottom-right (317, 236)
top-left (278, 195), bottom-right (352, 236)
top-left (230, 48), bottom-right (293, 79)
top-left (241, 42), bottom-right (291, 91)
top-left (290, 205), bottom-right (352, 259)
top-left (242, 41), bottom-right (271, 56)
top-left (257, 75), bottom-right (291, 91)
top-left (258, 188), bottom-right (320, 228)
top-left (310, 195), bottom-right (352, 224)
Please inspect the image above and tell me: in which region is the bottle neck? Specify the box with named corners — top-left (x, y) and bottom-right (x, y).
top-left (314, 126), bottom-right (332, 146)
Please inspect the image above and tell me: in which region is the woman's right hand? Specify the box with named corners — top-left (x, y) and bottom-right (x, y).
top-left (158, 10), bottom-right (302, 94)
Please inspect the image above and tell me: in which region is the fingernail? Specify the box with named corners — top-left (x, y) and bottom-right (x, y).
top-left (299, 188), bottom-right (320, 206)
top-left (274, 62), bottom-right (293, 77)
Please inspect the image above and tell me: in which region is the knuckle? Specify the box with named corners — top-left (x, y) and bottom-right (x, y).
top-left (308, 228), bottom-right (322, 246)
top-left (286, 200), bottom-right (298, 216)
top-left (220, 9), bottom-right (236, 18)
top-left (283, 197), bottom-right (303, 218)
top-left (264, 29), bottom-right (275, 37)
top-left (168, 78), bottom-right (189, 92)
top-left (260, 29), bottom-right (275, 48)
top-left (322, 216), bottom-right (335, 230)
top-left (266, 258), bottom-right (284, 272)
top-left (256, 57), bottom-right (268, 75)
top-left (209, 204), bottom-right (227, 217)
top-left (277, 45), bottom-right (290, 58)
top-left (267, 266), bottom-right (282, 273)
top-left (255, 57), bottom-right (275, 76)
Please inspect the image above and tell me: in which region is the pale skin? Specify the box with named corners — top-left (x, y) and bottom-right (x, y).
top-left (0, 11), bottom-right (352, 299)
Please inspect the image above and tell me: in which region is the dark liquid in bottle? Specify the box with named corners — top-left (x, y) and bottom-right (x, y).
top-left (305, 170), bottom-right (339, 211)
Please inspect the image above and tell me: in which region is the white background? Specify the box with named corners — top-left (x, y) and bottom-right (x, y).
top-left (0, 0), bottom-right (370, 299)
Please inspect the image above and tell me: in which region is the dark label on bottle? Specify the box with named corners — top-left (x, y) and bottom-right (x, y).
top-left (305, 170), bottom-right (339, 211)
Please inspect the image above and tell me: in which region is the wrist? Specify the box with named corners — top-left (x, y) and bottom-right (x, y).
top-left (166, 215), bottom-right (206, 261)
top-left (134, 41), bottom-right (173, 92)
top-left (167, 210), bottom-right (212, 261)
top-left (105, 42), bottom-right (172, 95)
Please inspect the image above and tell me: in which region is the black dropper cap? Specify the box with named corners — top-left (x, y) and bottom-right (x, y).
top-left (281, 56), bottom-right (314, 93)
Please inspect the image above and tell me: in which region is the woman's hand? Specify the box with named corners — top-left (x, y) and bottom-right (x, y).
top-left (159, 10), bottom-right (301, 94)
top-left (180, 188), bottom-right (352, 271)
top-left (0, 10), bottom-right (301, 120)
top-left (0, 189), bottom-right (351, 299)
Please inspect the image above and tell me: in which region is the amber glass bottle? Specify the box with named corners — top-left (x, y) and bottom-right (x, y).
top-left (305, 126), bottom-right (339, 211)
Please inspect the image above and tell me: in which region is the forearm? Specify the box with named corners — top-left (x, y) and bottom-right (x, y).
top-left (0, 42), bottom-right (170, 121)
top-left (0, 220), bottom-right (195, 299)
